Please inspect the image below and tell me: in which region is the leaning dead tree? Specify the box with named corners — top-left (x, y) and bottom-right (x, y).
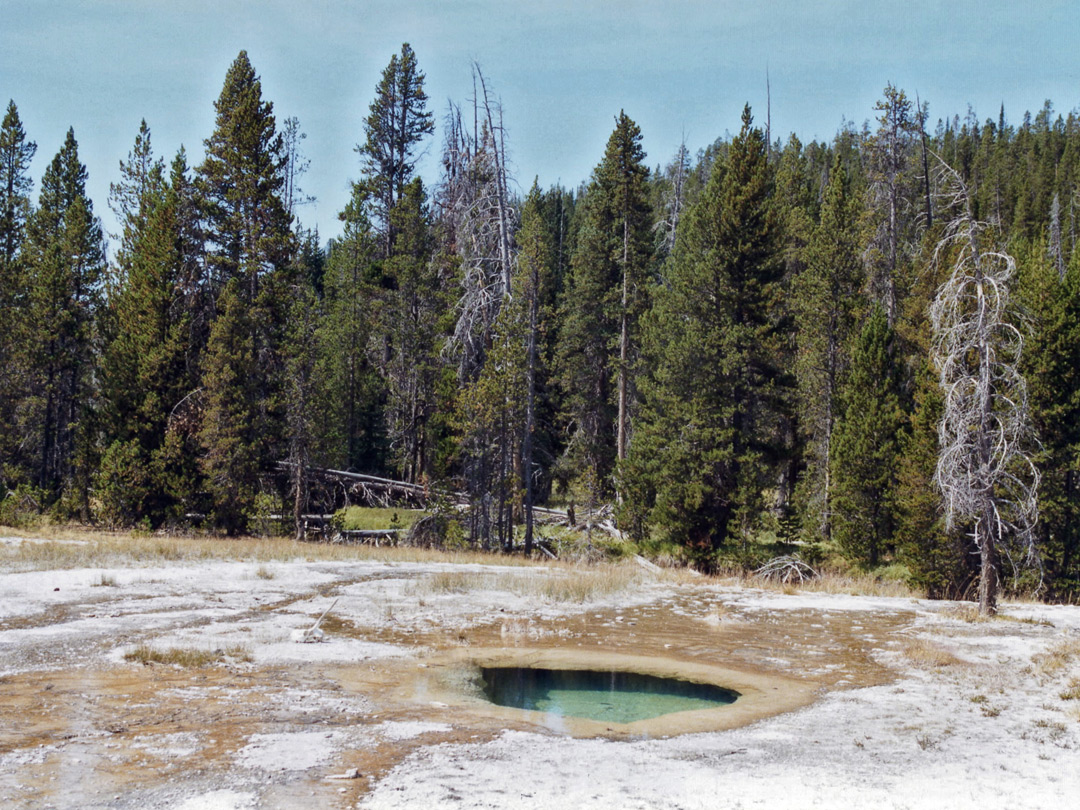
top-left (929, 160), bottom-right (1040, 615)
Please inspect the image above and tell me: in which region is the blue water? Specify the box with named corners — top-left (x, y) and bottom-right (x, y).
top-left (480, 667), bottom-right (739, 724)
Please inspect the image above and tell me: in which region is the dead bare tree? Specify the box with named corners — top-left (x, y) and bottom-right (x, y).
top-left (439, 65), bottom-right (516, 381)
top-left (655, 139), bottom-right (690, 258)
top-left (929, 159), bottom-right (1040, 615)
top-left (436, 65), bottom-right (518, 549)
top-left (281, 116), bottom-right (315, 220)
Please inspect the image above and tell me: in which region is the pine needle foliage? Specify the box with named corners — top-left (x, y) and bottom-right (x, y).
top-left (631, 106), bottom-right (786, 564)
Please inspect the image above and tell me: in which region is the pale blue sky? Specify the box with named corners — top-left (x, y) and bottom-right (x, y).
top-left (3, 0), bottom-right (1078, 244)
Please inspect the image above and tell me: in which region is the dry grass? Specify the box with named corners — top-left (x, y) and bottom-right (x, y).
top-left (0, 527), bottom-right (552, 572)
top-left (3, 526), bottom-right (929, 606)
top-left (1060, 676), bottom-right (1080, 701)
top-left (810, 571), bottom-right (920, 598)
top-left (123, 644), bottom-right (252, 667)
top-left (940, 602), bottom-right (1055, 626)
top-left (940, 604), bottom-right (993, 623)
top-left (719, 565), bottom-right (920, 599)
top-left (415, 562), bottom-right (642, 604)
top-left (1031, 638), bottom-right (1080, 679)
top-left (423, 570), bottom-right (490, 593)
top-left (532, 565), bottom-right (641, 603)
top-left (902, 637), bottom-right (967, 669)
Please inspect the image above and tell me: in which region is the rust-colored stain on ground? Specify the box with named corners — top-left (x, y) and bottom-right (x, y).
top-left (0, 580), bottom-right (914, 809)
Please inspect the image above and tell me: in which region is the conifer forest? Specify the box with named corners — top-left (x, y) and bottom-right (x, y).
top-left (5, 45), bottom-right (1080, 611)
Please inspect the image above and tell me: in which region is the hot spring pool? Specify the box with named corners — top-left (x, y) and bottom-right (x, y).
top-left (480, 666), bottom-right (740, 724)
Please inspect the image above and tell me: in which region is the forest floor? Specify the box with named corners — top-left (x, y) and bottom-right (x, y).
top-left (1, 530), bottom-right (1078, 809)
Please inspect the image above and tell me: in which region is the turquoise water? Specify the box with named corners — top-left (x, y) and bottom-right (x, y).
top-left (480, 667), bottom-right (739, 724)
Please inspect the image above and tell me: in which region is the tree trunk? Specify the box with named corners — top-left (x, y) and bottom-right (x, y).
top-left (522, 264), bottom-right (538, 556)
top-left (977, 522), bottom-right (999, 615)
top-left (974, 234), bottom-right (999, 615)
top-left (617, 219), bottom-right (629, 467)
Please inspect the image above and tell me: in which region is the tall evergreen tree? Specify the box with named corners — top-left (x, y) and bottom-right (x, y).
top-left (357, 42), bottom-right (435, 257)
top-left (108, 119), bottom-right (164, 274)
top-left (199, 278), bottom-right (259, 534)
top-left (377, 178), bottom-right (445, 483)
top-left (282, 274), bottom-right (321, 540)
top-left (1023, 248), bottom-right (1080, 599)
top-left (317, 184), bottom-right (387, 472)
top-left (21, 128), bottom-right (105, 513)
top-left (197, 50), bottom-right (293, 300)
top-left (771, 134), bottom-right (817, 518)
top-left (895, 360), bottom-right (974, 597)
top-left (830, 306), bottom-right (904, 567)
top-left (556, 111), bottom-right (652, 501)
top-left (630, 106), bottom-right (786, 562)
top-left (517, 183), bottom-right (557, 553)
top-left (165, 148), bottom-right (211, 372)
top-left (0, 100), bottom-right (35, 295)
top-left (456, 291), bottom-right (528, 550)
top-left (0, 101), bottom-right (36, 487)
top-left (98, 131), bottom-right (191, 526)
top-left (195, 52), bottom-right (295, 530)
top-left (866, 84), bottom-right (920, 327)
top-left (794, 155), bottom-right (865, 542)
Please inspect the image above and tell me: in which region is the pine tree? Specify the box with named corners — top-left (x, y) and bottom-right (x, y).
top-left (195, 52), bottom-right (295, 531)
top-left (378, 178), bottom-right (445, 483)
top-left (357, 43), bottom-right (435, 258)
top-left (21, 128), bottom-right (105, 513)
top-left (866, 84), bottom-right (920, 327)
top-left (199, 278), bottom-right (259, 534)
top-left (98, 132), bottom-right (191, 526)
top-left (556, 111), bottom-right (652, 502)
top-left (0, 101), bottom-right (37, 488)
top-left (197, 50), bottom-right (293, 300)
top-left (108, 119), bottom-right (164, 276)
top-left (0, 100), bottom-right (35, 296)
top-left (794, 155), bottom-right (865, 542)
top-left (456, 295), bottom-right (528, 550)
top-left (317, 183), bottom-right (387, 472)
top-left (517, 183), bottom-right (557, 553)
top-left (895, 360), bottom-right (974, 597)
top-left (771, 134), bottom-right (818, 519)
top-left (1023, 248), bottom-right (1080, 599)
top-left (165, 148), bottom-right (210, 368)
top-left (283, 275), bottom-right (321, 540)
top-left (830, 306), bottom-right (903, 567)
top-left (631, 106), bottom-right (786, 562)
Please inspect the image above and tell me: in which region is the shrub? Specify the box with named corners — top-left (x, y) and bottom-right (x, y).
top-left (94, 440), bottom-right (151, 529)
top-left (0, 483), bottom-right (48, 528)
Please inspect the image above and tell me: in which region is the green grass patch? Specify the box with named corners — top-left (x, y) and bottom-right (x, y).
top-left (335, 506), bottom-right (424, 532)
